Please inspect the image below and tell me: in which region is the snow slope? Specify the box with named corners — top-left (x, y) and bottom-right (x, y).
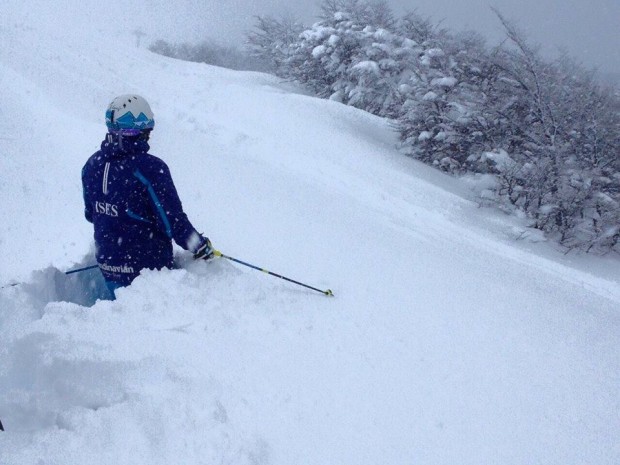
top-left (1, 4), bottom-right (619, 465)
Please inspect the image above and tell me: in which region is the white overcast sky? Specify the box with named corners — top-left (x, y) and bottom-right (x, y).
top-left (10, 0), bottom-right (620, 77)
top-left (146, 0), bottom-right (619, 77)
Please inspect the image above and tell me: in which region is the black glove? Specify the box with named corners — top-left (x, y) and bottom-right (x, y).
top-left (194, 238), bottom-right (215, 260)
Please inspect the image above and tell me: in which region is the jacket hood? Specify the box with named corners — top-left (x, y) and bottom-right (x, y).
top-left (100, 133), bottom-right (150, 159)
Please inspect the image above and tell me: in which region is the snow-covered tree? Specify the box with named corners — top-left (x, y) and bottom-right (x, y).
top-left (481, 11), bottom-right (620, 251)
top-left (396, 27), bottom-right (492, 172)
top-left (246, 15), bottom-right (306, 75)
top-left (249, 5), bottom-right (620, 253)
top-left (283, 1), bottom-right (416, 117)
top-left (319, 0), bottom-right (395, 29)
top-left (149, 39), bottom-right (265, 71)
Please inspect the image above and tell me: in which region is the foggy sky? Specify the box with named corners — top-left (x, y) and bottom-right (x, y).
top-left (15, 0), bottom-right (616, 77)
top-left (146, 0), bottom-right (619, 78)
top-left (253, 0), bottom-right (620, 78)
top-left (220, 0), bottom-right (620, 78)
top-left (385, 0), bottom-right (620, 77)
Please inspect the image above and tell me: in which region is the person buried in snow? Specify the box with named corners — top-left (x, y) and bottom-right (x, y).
top-left (81, 94), bottom-right (214, 297)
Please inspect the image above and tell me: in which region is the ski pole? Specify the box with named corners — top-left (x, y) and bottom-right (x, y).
top-left (65, 264), bottom-right (99, 275)
top-left (213, 250), bottom-right (334, 297)
top-left (0, 282), bottom-right (20, 290)
top-left (2, 264), bottom-right (98, 289)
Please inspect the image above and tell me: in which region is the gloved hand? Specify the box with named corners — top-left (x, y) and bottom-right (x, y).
top-left (194, 238), bottom-right (215, 260)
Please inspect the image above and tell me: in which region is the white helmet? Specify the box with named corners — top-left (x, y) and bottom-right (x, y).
top-left (105, 94), bottom-right (155, 134)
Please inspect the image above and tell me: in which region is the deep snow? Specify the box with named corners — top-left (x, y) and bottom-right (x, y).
top-left (1, 4), bottom-right (619, 465)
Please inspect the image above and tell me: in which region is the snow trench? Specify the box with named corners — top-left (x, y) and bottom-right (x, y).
top-left (0, 257), bottom-right (277, 465)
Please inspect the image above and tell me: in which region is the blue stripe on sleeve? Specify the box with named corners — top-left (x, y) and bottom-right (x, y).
top-left (133, 169), bottom-right (172, 238)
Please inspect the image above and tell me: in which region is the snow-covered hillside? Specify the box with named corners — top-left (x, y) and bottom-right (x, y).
top-left (1, 4), bottom-right (619, 465)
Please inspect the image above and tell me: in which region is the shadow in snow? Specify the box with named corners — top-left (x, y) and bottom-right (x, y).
top-left (17, 261), bottom-right (113, 308)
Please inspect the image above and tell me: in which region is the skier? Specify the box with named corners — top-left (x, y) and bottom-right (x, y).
top-left (82, 94), bottom-right (214, 297)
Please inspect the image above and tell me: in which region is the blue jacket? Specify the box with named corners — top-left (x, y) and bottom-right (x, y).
top-left (82, 134), bottom-right (206, 285)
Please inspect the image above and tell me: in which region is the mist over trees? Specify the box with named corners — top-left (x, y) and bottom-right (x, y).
top-left (149, 39), bottom-right (267, 72)
top-left (248, 0), bottom-right (620, 254)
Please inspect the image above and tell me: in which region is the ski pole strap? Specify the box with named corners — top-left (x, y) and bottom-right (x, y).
top-left (65, 264), bottom-right (100, 275)
top-left (213, 250), bottom-right (333, 296)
